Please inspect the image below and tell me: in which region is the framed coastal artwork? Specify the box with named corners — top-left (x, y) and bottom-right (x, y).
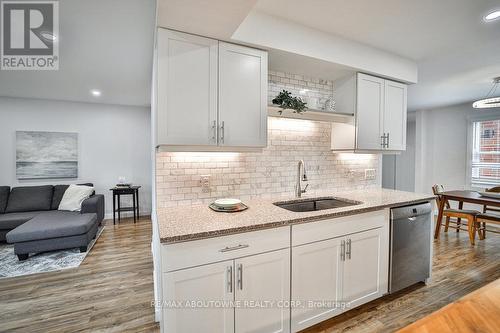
top-left (16, 131), bottom-right (78, 179)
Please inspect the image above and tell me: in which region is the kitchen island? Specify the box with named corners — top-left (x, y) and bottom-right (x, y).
top-left (155, 189), bottom-right (435, 333)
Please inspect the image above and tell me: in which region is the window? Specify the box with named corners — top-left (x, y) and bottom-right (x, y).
top-left (471, 119), bottom-right (500, 186)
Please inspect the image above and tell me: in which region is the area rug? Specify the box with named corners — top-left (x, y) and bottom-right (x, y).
top-left (0, 225), bottom-right (104, 279)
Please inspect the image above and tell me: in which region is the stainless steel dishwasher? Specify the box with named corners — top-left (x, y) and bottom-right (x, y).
top-left (389, 202), bottom-right (432, 293)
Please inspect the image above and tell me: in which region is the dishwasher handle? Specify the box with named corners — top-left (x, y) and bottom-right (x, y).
top-left (391, 202), bottom-right (432, 220)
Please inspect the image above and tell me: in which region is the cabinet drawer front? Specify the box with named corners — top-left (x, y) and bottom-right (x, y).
top-left (292, 210), bottom-right (387, 246)
top-left (162, 227), bottom-right (290, 272)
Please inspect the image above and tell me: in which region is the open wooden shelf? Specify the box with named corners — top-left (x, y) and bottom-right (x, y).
top-left (268, 106), bottom-right (353, 123)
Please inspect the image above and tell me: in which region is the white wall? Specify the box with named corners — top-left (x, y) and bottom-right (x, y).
top-left (382, 118), bottom-right (416, 191)
top-left (232, 11), bottom-right (418, 83)
top-left (414, 103), bottom-right (500, 194)
top-left (0, 97), bottom-right (152, 218)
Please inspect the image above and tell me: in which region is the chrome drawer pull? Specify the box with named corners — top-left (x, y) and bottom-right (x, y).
top-left (340, 240), bottom-right (345, 261)
top-left (219, 244), bottom-right (249, 253)
top-left (237, 263), bottom-right (243, 290)
top-left (227, 265), bottom-right (233, 293)
top-left (346, 239), bottom-right (352, 260)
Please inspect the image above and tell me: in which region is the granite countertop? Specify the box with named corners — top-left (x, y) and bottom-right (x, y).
top-left (157, 188), bottom-right (435, 244)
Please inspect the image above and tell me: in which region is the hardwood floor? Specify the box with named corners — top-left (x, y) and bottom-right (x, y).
top-left (0, 218), bottom-right (160, 333)
top-left (1, 219), bottom-right (499, 333)
top-left (398, 278), bottom-right (500, 333)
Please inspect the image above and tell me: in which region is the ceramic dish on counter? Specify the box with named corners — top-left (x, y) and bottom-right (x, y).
top-left (213, 198), bottom-right (242, 208)
top-left (478, 191), bottom-right (500, 199)
top-left (209, 202), bottom-right (248, 213)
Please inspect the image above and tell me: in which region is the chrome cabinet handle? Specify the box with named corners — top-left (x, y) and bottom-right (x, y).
top-left (237, 263), bottom-right (243, 290)
top-left (227, 265), bottom-right (233, 293)
top-left (408, 217), bottom-right (417, 222)
top-left (386, 132), bottom-right (390, 148)
top-left (211, 120), bottom-right (217, 142)
top-left (219, 244), bottom-right (249, 253)
top-left (380, 134), bottom-right (385, 147)
top-left (346, 239), bottom-right (352, 260)
top-left (341, 240), bottom-right (345, 261)
top-left (220, 121), bottom-right (225, 144)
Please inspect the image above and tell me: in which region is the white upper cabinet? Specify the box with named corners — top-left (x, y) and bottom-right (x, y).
top-left (157, 29), bottom-right (218, 146)
top-left (356, 74), bottom-right (385, 150)
top-left (156, 29), bottom-right (267, 150)
top-left (383, 80), bottom-right (407, 150)
top-left (331, 73), bottom-right (407, 152)
top-left (219, 42), bottom-right (268, 147)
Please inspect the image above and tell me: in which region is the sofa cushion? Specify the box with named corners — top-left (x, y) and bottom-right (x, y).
top-left (58, 185), bottom-right (94, 211)
top-left (0, 186), bottom-right (10, 213)
top-left (6, 211), bottom-right (97, 243)
top-left (51, 185), bottom-right (69, 210)
top-left (0, 211), bottom-right (44, 229)
top-left (5, 185), bottom-right (54, 213)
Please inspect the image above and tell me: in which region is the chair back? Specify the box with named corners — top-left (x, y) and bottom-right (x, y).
top-left (432, 184), bottom-right (449, 208)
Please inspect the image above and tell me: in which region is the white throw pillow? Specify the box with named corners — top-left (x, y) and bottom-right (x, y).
top-left (58, 184), bottom-right (95, 211)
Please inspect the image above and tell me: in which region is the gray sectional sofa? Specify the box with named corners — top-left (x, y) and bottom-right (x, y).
top-left (0, 184), bottom-right (104, 261)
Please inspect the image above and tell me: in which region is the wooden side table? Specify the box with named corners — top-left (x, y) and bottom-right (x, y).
top-left (110, 186), bottom-right (141, 224)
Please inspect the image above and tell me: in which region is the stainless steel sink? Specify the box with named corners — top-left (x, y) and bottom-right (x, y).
top-left (273, 197), bottom-right (362, 212)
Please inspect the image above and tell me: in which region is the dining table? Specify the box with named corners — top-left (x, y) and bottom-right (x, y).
top-left (434, 190), bottom-right (500, 239)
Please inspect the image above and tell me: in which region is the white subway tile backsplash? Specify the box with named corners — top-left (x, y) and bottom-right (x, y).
top-left (156, 118), bottom-right (379, 208)
top-left (268, 70), bottom-right (335, 112)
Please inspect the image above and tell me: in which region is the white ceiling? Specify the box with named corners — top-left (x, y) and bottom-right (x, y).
top-left (0, 0), bottom-right (156, 107)
top-left (157, 0), bottom-right (258, 40)
top-left (255, 0), bottom-right (500, 111)
top-left (2, 0), bottom-right (499, 111)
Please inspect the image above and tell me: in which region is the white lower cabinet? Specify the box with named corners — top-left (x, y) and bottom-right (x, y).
top-left (164, 261), bottom-right (234, 333)
top-left (161, 212), bottom-right (389, 333)
top-left (342, 228), bottom-right (388, 309)
top-left (161, 227), bottom-right (290, 333)
top-left (235, 249), bottom-right (290, 333)
top-left (291, 238), bottom-right (343, 332)
top-left (291, 212), bottom-right (389, 333)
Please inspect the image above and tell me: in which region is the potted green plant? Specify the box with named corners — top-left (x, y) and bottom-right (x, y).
top-left (272, 90), bottom-right (308, 114)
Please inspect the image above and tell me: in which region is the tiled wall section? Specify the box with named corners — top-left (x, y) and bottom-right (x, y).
top-left (156, 118), bottom-right (380, 208)
top-left (268, 70), bottom-right (335, 112)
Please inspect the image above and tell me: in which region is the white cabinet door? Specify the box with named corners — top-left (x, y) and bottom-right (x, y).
top-left (235, 249), bottom-right (290, 333)
top-left (157, 29), bottom-right (218, 146)
top-left (384, 80), bottom-right (407, 150)
top-left (356, 73), bottom-right (385, 150)
top-left (291, 238), bottom-right (343, 332)
top-left (218, 42), bottom-right (267, 147)
top-left (163, 261), bottom-right (234, 333)
top-left (342, 227), bottom-right (389, 309)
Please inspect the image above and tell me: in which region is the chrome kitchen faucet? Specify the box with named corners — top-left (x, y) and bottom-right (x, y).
top-left (295, 159), bottom-right (309, 197)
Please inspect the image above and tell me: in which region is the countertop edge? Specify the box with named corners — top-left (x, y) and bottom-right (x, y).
top-left (159, 196), bottom-right (435, 245)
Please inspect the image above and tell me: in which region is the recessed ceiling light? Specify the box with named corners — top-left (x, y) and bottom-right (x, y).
top-left (90, 89), bottom-right (102, 97)
top-left (484, 10), bottom-right (500, 22)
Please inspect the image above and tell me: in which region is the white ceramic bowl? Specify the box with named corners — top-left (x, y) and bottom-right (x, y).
top-left (213, 198), bottom-right (242, 208)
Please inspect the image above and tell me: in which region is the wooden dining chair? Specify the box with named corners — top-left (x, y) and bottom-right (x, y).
top-left (479, 186), bottom-right (500, 238)
top-left (482, 186), bottom-right (500, 213)
top-left (475, 214), bottom-right (500, 241)
top-left (432, 184), bottom-right (480, 244)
